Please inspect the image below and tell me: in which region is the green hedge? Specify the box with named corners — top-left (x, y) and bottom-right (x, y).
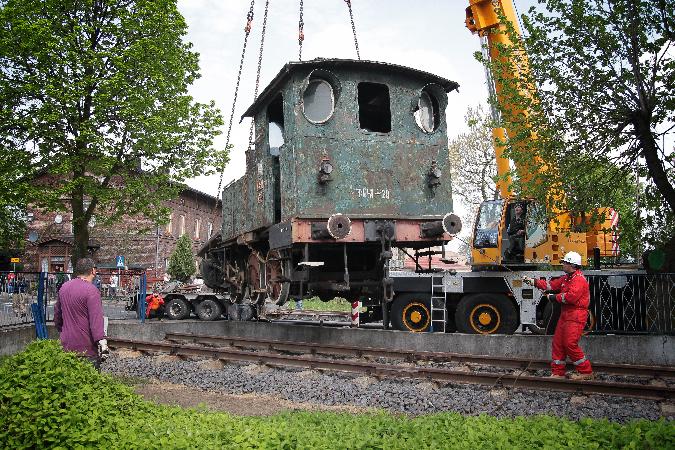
top-left (1, 340), bottom-right (672, 449)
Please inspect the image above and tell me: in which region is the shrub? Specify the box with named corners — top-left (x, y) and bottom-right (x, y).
top-left (1, 340), bottom-right (673, 449)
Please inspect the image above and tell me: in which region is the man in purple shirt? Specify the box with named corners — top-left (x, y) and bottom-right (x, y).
top-left (54, 258), bottom-right (109, 370)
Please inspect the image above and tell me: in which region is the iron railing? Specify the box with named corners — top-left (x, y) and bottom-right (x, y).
top-left (587, 273), bottom-right (674, 334)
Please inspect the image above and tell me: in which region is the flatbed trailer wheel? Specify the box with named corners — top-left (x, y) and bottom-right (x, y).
top-left (196, 298), bottom-right (222, 321)
top-left (455, 293), bottom-right (518, 335)
top-left (165, 297), bottom-right (190, 320)
top-left (391, 293), bottom-right (431, 332)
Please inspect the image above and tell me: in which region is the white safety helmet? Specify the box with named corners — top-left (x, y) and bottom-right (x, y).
top-left (561, 251), bottom-right (582, 267)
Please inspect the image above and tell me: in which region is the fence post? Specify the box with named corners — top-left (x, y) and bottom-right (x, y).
top-left (37, 272), bottom-right (45, 320)
top-left (139, 273), bottom-right (147, 323)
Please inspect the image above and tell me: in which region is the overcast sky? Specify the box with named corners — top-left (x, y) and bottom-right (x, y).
top-left (177, 0), bottom-right (538, 198)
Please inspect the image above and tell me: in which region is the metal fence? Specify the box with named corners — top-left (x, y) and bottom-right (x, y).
top-left (587, 273), bottom-right (674, 334)
top-left (0, 271), bottom-right (147, 329)
top-left (0, 271), bottom-right (42, 327)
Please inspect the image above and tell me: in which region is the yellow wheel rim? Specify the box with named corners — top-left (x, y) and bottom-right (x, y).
top-left (469, 303), bottom-right (501, 334)
top-left (401, 302), bottom-right (430, 332)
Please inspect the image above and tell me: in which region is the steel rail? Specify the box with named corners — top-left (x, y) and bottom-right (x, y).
top-left (163, 332), bottom-right (675, 379)
top-left (108, 337), bottom-right (674, 401)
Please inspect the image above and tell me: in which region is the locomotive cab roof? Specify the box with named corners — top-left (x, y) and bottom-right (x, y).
top-left (241, 58), bottom-right (459, 120)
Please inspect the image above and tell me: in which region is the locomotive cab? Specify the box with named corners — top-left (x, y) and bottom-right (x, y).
top-left (201, 59), bottom-right (462, 324)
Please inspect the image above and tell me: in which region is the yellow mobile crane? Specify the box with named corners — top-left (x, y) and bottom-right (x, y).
top-left (465, 0), bottom-right (618, 269)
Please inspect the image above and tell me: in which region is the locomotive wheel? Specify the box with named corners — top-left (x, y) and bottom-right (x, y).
top-left (391, 293), bottom-right (431, 332)
top-left (265, 249), bottom-right (290, 305)
top-left (196, 298), bottom-right (222, 321)
top-left (165, 297), bottom-right (190, 320)
top-left (455, 294), bottom-right (518, 335)
top-left (247, 253), bottom-right (266, 304)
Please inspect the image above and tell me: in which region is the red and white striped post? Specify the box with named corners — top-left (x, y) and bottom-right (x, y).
top-left (351, 299), bottom-right (361, 328)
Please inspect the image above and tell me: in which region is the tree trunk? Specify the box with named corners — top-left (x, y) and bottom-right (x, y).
top-left (70, 184), bottom-right (89, 270)
top-left (635, 115), bottom-right (675, 215)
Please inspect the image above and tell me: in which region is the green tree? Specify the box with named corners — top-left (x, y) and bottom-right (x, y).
top-left (167, 234), bottom-right (195, 282)
top-left (448, 105), bottom-right (499, 257)
top-left (0, 0), bottom-right (226, 267)
top-left (478, 0), bottom-right (673, 268)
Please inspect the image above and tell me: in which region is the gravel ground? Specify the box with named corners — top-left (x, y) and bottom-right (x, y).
top-left (103, 352), bottom-right (673, 422)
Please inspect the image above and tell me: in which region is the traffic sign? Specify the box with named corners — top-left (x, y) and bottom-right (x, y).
top-left (10, 257), bottom-right (20, 263)
top-left (116, 256), bottom-right (125, 268)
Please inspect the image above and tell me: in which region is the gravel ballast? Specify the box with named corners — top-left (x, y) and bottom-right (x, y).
top-left (103, 354), bottom-right (672, 422)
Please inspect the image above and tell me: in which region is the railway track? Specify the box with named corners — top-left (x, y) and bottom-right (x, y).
top-left (161, 332), bottom-right (675, 379)
top-left (108, 335), bottom-right (674, 401)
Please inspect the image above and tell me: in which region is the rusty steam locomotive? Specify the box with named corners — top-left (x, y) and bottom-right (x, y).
top-left (199, 58), bottom-right (461, 325)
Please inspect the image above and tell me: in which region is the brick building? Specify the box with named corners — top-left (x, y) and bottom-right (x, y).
top-left (23, 187), bottom-right (222, 279)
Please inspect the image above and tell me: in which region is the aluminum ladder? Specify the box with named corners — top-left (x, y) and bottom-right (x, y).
top-left (429, 275), bottom-right (446, 332)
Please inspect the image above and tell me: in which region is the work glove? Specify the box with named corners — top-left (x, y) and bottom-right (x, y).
top-left (522, 276), bottom-right (534, 286)
top-left (98, 339), bottom-right (109, 361)
top-left (546, 293), bottom-right (558, 303)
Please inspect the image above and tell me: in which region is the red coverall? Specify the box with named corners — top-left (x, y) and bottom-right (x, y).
top-left (535, 270), bottom-right (593, 376)
top-left (145, 294), bottom-right (164, 319)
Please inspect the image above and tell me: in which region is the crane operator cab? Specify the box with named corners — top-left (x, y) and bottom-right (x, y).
top-left (471, 197), bottom-right (590, 269)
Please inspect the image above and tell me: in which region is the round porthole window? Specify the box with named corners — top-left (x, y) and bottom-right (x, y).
top-left (414, 90), bottom-right (440, 133)
top-left (302, 79), bottom-right (335, 123)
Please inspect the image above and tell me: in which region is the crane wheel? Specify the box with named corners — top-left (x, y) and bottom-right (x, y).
top-left (391, 293), bottom-right (431, 332)
top-left (455, 294), bottom-right (518, 335)
top-left (196, 298), bottom-right (223, 321)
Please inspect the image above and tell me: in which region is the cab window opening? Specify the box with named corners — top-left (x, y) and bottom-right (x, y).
top-left (268, 93), bottom-right (285, 154)
top-left (358, 82), bottom-right (391, 133)
top-left (302, 79), bottom-right (334, 123)
top-left (414, 89), bottom-right (440, 133)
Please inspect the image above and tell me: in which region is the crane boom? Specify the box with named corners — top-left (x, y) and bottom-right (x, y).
top-left (465, 0), bottom-right (620, 268)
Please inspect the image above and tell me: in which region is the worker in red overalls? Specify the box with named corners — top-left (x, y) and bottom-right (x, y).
top-left (145, 292), bottom-right (165, 319)
top-left (524, 251), bottom-right (593, 380)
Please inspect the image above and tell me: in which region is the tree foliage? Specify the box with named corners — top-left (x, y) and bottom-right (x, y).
top-left (167, 234), bottom-right (195, 282)
top-left (448, 105), bottom-right (499, 255)
top-left (478, 0), bottom-right (674, 266)
top-left (0, 0), bottom-right (226, 265)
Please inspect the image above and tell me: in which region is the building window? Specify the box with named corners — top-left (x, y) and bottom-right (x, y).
top-left (358, 82), bottom-right (391, 133)
top-left (194, 218), bottom-right (201, 239)
top-left (179, 215), bottom-right (185, 235)
top-left (166, 214), bottom-right (173, 234)
top-left (207, 222), bottom-right (213, 239)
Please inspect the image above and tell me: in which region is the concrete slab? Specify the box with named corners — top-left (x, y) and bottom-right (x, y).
top-left (106, 320), bottom-right (674, 366)
top-left (2, 320), bottom-right (673, 367)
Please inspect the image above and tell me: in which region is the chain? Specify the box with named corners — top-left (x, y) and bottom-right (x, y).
top-left (213, 0), bottom-right (256, 211)
top-left (247, 0), bottom-right (270, 153)
top-left (298, 0), bottom-right (304, 61)
top-left (344, 0), bottom-right (360, 60)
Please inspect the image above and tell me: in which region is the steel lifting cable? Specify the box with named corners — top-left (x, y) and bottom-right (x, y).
top-left (344, 0), bottom-right (360, 60)
top-left (298, 0), bottom-right (304, 61)
top-left (247, 0), bottom-right (271, 153)
top-left (213, 0), bottom-right (256, 212)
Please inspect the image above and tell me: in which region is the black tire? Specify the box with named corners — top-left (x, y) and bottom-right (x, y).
top-left (165, 297), bottom-right (190, 320)
top-left (538, 300), bottom-right (596, 335)
top-left (455, 293), bottom-right (518, 335)
top-left (391, 293), bottom-right (431, 332)
top-left (196, 298), bottom-right (222, 321)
